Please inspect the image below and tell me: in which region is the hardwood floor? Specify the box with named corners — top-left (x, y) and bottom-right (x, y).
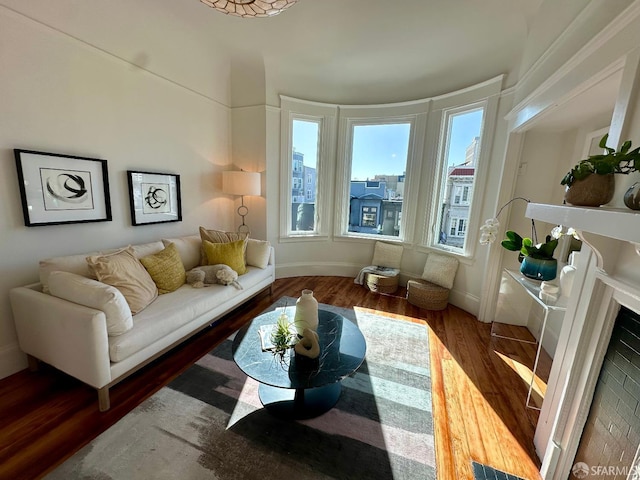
top-left (0, 276), bottom-right (550, 480)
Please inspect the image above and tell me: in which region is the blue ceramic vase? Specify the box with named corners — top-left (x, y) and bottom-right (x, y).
top-left (520, 257), bottom-right (557, 281)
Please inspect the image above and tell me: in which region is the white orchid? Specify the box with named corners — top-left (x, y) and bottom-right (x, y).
top-left (479, 218), bottom-right (500, 245)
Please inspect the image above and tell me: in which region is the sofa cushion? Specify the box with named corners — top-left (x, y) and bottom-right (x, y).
top-left (202, 239), bottom-right (247, 275)
top-left (48, 271), bottom-right (133, 336)
top-left (199, 227), bottom-right (248, 265)
top-left (246, 239), bottom-right (271, 269)
top-left (139, 243), bottom-right (186, 294)
top-left (40, 253), bottom-right (99, 293)
top-left (161, 235), bottom-right (201, 270)
top-left (87, 247), bottom-right (158, 314)
top-left (108, 265), bottom-right (270, 362)
top-left (38, 241), bottom-right (164, 294)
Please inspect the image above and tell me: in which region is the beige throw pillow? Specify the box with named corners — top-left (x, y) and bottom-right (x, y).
top-left (199, 226), bottom-right (248, 265)
top-left (421, 253), bottom-right (459, 290)
top-left (87, 247), bottom-right (158, 314)
top-left (371, 241), bottom-right (403, 269)
top-left (48, 271), bottom-right (133, 336)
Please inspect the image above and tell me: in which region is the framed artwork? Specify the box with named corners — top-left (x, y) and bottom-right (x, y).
top-left (127, 170), bottom-right (182, 226)
top-left (14, 149), bottom-right (112, 227)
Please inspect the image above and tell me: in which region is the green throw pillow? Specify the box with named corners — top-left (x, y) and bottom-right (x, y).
top-left (202, 239), bottom-right (247, 275)
top-left (140, 242), bottom-right (186, 294)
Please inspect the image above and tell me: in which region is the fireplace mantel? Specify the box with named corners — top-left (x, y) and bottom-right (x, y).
top-left (522, 202), bottom-right (640, 479)
top-left (526, 203), bottom-right (640, 245)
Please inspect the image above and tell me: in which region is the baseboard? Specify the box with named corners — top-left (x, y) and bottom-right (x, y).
top-left (0, 342), bottom-right (27, 380)
top-left (449, 289), bottom-right (480, 317)
top-left (276, 263), bottom-right (362, 280)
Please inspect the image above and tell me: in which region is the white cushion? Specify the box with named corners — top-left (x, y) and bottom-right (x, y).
top-left (371, 241), bottom-right (403, 269)
top-left (48, 271), bottom-right (133, 336)
top-left (246, 239), bottom-right (271, 269)
top-left (162, 235), bottom-right (201, 271)
top-left (421, 253), bottom-right (459, 289)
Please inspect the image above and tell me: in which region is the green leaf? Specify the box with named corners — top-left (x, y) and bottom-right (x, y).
top-left (598, 134), bottom-right (609, 149)
top-left (501, 240), bottom-right (520, 251)
top-left (621, 140), bottom-right (632, 154)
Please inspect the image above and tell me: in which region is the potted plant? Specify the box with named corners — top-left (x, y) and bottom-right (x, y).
top-left (270, 309), bottom-right (296, 364)
top-left (501, 230), bottom-right (559, 281)
top-left (561, 134), bottom-right (640, 206)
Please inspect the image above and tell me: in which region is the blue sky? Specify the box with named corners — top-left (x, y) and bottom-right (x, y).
top-left (292, 109), bottom-right (483, 179)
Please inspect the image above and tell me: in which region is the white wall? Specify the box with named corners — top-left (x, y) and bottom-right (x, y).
top-left (0, 8), bottom-right (233, 379)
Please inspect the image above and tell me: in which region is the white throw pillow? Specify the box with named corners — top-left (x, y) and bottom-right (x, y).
top-left (421, 253), bottom-right (459, 289)
top-left (48, 271), bottom-right (133, 336)
top-left (162, 235), bottom-right (201, 270)
top-left (371, 241), bottom-right (403, 269)
top-left (246, 239), bottom-right (271, 269)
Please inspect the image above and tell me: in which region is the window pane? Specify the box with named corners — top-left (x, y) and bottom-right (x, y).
top-left (291, 119), bottom-right (319, 232)
top-left (348, 123), bottom-right (410, 237)
top-left (437, 109), bottom-right (483, 250)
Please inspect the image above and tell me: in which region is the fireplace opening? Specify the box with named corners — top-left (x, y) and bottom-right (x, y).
top-left (571, 305), bottom-right (640, 478)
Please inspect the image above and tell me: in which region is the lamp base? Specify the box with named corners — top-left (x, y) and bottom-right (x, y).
top-left (237, 197), bottom-right (250, 233)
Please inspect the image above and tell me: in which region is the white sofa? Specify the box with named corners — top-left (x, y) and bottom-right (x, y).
top-left (9, 234), bottom-right (275, 411)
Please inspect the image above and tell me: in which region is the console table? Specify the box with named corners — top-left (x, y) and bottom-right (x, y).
top-left (493, 268), bottom-right (567, 409)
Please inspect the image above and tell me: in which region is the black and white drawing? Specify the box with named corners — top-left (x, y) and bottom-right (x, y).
top-left (127, 171), bottom-right (181, 226)
top-left (14, 149), bottom-right (112, 227)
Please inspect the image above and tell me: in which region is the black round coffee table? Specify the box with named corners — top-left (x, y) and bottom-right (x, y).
top-left (232, 306), bottom-right (366, 419)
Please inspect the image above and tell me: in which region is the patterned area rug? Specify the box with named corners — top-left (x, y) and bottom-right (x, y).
top-left (46, 298), bottom-right (435, 480)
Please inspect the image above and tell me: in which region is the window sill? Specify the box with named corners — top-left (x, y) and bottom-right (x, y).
top-left (279, 234), bottom-right (331, 243)
top-left (415, 243), bottom-right (476, 266)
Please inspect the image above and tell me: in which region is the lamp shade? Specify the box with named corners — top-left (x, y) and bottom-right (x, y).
top-left (222, 171), bottom-right (261, 196)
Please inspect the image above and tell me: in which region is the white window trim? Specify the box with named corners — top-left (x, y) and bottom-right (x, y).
top-left (279, 97), bottom-right (337, 241)
top-left (334, 107), bottom-right (427, 242)
top-left (420, 80), bottom-right (501, 257)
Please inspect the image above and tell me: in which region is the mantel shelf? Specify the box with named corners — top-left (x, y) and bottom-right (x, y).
top-left (526, 203), bottom-right (640, 245)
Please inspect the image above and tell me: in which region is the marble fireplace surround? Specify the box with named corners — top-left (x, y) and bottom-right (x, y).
top-left (526, 203), bottom-right (640, 480)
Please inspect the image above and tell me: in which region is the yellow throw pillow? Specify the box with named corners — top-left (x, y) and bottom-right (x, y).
top-left (139, 243), bottom-right (186, 294)
top-left (86, 247), bottom-right (158, 315)
top-left (202, 239), bottom-right (247, 275)
top-left (199, 226), bottom-right (248, 265)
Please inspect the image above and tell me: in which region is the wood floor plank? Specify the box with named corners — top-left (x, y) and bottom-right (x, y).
top-left (0, 276), bottom-right (547, 480)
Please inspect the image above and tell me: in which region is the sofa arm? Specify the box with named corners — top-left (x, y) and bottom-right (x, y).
top-left (9, 285), bottom-right (112, 389)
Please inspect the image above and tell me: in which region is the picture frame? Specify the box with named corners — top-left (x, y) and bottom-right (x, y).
top-left (127, 170), bottom-right (182, 226)
top-left (14, 149), bottom-right (112, 227)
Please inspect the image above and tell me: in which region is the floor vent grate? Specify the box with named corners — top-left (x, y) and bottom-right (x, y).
top-left (472, 461), bottom-right (526, 480)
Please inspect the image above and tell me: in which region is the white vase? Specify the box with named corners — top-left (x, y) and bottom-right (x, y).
top-left (293, 289), bottom-right (319, 335)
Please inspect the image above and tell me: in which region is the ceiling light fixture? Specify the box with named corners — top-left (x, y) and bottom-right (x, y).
top-left (200, 0), bottom-right (298, 18)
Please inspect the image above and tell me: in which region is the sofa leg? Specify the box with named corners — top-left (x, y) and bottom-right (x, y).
top-left (98, 387), bottom-right (111, 412)
top-left (27, 354), bottom-right (39, 372)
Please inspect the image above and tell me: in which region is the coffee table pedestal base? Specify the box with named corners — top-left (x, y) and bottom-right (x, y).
top-left (258, 383), bottom-right (341, 419)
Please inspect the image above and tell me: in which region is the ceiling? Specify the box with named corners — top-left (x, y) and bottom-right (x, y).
top-left (0, 0), bottom-right (547, 105)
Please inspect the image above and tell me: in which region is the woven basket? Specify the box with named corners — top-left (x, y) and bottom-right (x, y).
top-left (364, 272), bottom-right (399, 294)
top-left (407, 279), bottom-right (450, 310)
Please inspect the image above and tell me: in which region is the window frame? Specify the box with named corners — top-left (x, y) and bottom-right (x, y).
top-left (421, 91), bottom-right (499, 258)
top-left (334, 108), bottom-right (427, 243)
top-left (279, 97), bottom-right (337, 241)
